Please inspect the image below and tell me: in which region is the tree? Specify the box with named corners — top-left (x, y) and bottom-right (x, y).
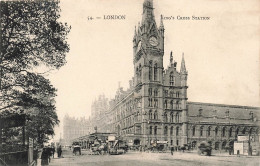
top-left (0, 0), bottom-right (70, 145)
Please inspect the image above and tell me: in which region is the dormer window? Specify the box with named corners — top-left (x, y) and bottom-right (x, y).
top-left (225, 110), bottom-right (229, 117)
top-left (213, 110), bottom-right (217, 117)
top-left (249, 111), bottom-right (254, 121)
top-left (199, 109), bottom-right (203, 117)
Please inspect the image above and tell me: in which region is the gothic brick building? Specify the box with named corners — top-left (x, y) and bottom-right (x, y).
top-left (89, 0), bottom-right (259, 149)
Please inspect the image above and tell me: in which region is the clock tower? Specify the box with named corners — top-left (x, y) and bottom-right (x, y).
top-left (133, 0), bottom-right (165, 86)
top-left (132, 0), bottom-right (166, 146)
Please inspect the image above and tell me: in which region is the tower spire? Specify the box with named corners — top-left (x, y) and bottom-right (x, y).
top-left (159, 15), bottom-right (164, 30)
top-left (180, 53), bottom-right (187, 73)
top-left (142, 0), bottom-right (155, 26)
top-left (170, 51), bottom-right (173, 64)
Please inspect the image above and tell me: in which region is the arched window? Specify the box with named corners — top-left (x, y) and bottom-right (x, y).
top-left (150, 126), bottom-right (153, 135)
top-left (164, 100), bottom-right (168, 109)
top-left (236, 128), bottom-right (239, 137)
top-left (229, 128), bottom-right (233, 137)
top-left (154, 111), bottom-right (158, 120)
top-left (176, 126), bottom-right (179, 136)
top-left (154, 89), bottom-right (158, 96)
top-left (136, 67), bottom-right (139, 82)
top-left (207, 126), bottom-right (211, 136)
top-left (164, 126), bottom-right (168, 135)
top-left (200, 126), bottom-right (204, 137)
top-left (176, 91), bottom-right (179, 98)
top-left (170, 72), bottom-right (174, 86)
top-left (154, 126), bottom-right (157, 135)
top-left (242, 128), bottom-right (246, 134)
top-left (148, 88), bottom-right (152, 96)
top-left (164, 112), bottom-right (168, 122)
top-left (139, 64), bottom-right (142, 77)
top-left (192, 126), bottom-right (196, 136)
top-left (215, 127), bottom-right (218, 137)
top-left (170, 126), bottom-right (173, 135)
top-left (149, 110), bottom-right (152, 119)
top-left (170, 112), bottom-right (174, 122)
top-left (176, 113), bottom-right (179, 123)
top-left (170, 100), bottom-right (174, 109)
top-left (149, 61), bottom-right (153, 81)
top-left (154, 98), bottom-right (158, 107)
top-left (222, 127), bottom-right (226, 137)
top-left (154, 63), bottom-right (158, 81)
top-left (176, 101), bottom-right (180, 109)
top-left (249, 128), bottom-right (253, 135)
top-left (170, 91), bottom-right (174, 98)
top-left (148, 98), bottom-right (152, 107)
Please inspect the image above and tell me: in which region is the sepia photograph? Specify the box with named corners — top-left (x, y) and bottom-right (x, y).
top-left (0, 0), bottom-right (259, 165)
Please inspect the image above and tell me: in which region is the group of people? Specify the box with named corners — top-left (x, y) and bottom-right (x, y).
top-left (40, 145), bottom-right (62, 165)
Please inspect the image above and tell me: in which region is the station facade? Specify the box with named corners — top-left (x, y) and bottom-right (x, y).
top-left (88, 0), bottom-right (260, 149)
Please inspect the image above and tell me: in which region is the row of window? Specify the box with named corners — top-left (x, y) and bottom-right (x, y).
top-left (148, 88), bottom-right (158, 96)
top-left (149, 89), bottom-right (181, 98)
top-left (149, 61), bottom-right (158, 81)
top-left (191, 126), bottom-right (258, 137)
top-left (164, 100), bottom-right (181, 109)
top-left (148, 98), bottom-right (158, 107)
top-left (148, 98), bottom-right (181, 109)
top-left (199, 109), bottom-right (256, 121)
top-left (148, 110), bottom-right (181, 123)
top-left (164, 90), bottom-right (180, 98)
top-left (114, 99), bottom-right (136, 121)
top-left (149, 126), bottom-right (180, 136)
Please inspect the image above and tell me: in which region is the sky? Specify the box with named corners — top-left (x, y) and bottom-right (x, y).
top-left (47, 0), bottom-right (260, 139)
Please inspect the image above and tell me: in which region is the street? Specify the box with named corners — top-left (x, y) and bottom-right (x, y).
top-left (46, 149), bottom-right (259, 166)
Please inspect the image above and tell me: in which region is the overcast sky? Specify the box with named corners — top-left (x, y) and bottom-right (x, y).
top-left (47, 0), bottom-right (259, 139)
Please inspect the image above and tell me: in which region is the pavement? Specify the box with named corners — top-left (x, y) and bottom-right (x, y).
top-left (44, 149), bottom-right (260, 166)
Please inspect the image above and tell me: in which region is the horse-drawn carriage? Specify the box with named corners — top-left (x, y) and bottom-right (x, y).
top-left (198, 141), bottom-right (212, 156)
top-left (72, 142), bottom-right (81, 155)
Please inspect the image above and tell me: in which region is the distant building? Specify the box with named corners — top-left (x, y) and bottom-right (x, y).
top-left (89, 0), bottom-right (260, 149)
top-left (90, 94), bottom-right (111, 133)
top-left (63, 115), bottom-right (92, 145)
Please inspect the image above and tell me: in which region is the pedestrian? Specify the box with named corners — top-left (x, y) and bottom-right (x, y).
top-left (41, 148), bottom-right (49, 165)
top-left (47, 146), bottom-right (52, 162)
top-left (57, 145), bottom-right (62, 158)
top-left (52, 146), bottom-right (55, 158)
top-left (58, 145), bottom-right (63, 158)
top-left (57, 146), bottom-right (60, 158)
top-left (171, 146), bottom-right (174, 155)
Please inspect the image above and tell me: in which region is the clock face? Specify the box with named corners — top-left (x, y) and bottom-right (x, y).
top-left (149, 36), bottom-right (158, 46)
top-left (137, 41), bottom-right (142, 52)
